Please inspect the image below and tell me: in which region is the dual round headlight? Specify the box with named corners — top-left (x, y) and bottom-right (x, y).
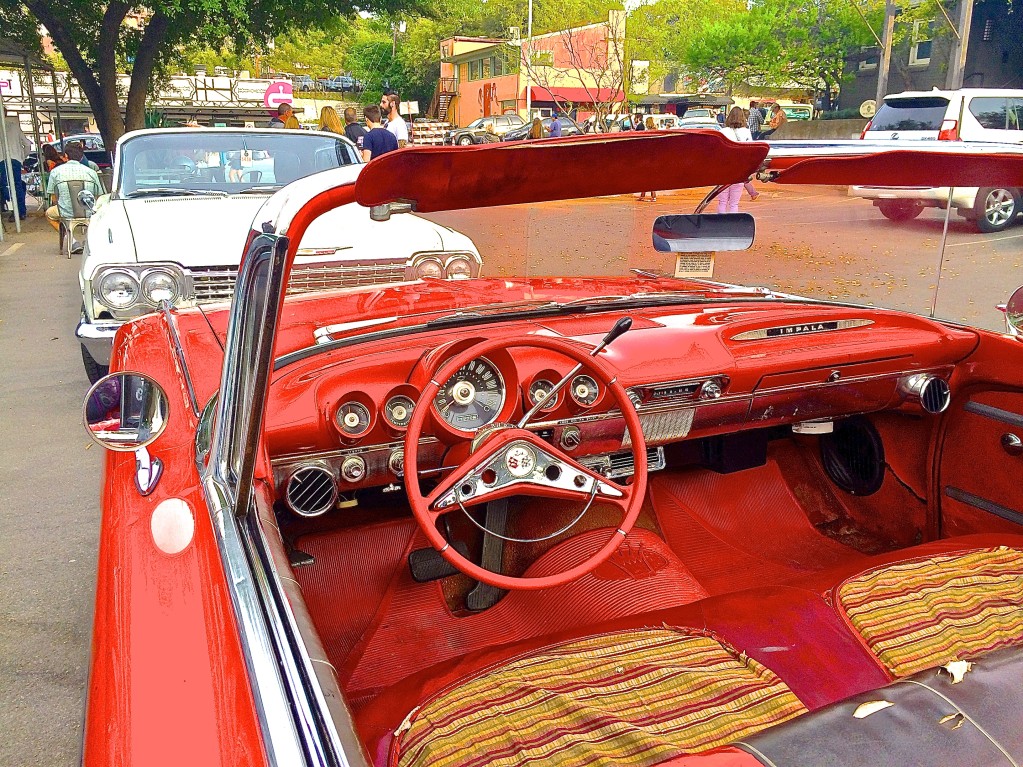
top-left (412, 254), bottom-right (477, 280)
top-left (96, 267), bottom-right (181, 310)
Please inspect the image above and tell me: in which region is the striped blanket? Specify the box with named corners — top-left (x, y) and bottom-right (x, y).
top-left (392, 628), bottom-right (806, 767)
top-left (837, 547), bottom-right (1023, 677)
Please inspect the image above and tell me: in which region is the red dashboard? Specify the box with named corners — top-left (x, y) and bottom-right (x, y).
top-left (262, 300), bottom-right (978, 516)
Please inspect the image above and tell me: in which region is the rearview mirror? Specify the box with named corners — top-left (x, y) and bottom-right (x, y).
top-left (83, 372), bottom-right (169, 451)
top-left (652, 213), bottom-right (755, 253)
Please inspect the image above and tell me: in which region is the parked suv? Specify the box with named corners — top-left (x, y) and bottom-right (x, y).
top-left (853, 88), bottom-right (1023, 232)
top-left (445, 115), bottom-right (526, 145)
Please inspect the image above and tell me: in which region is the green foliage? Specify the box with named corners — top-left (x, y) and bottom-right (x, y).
top-left (681, 0), bottom-right (882, 103)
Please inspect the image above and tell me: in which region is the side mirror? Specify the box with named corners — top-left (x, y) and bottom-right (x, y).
top-left (83, 372), bottom-right (169, 451)
top-left (1001, 285), bottom-right (1023, 335)
top-left (652, 213), bottom-right (755, 253)
top-left (78, 189), bottom-right (96, 217)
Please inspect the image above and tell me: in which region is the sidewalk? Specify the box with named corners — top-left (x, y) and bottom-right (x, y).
top-left (0, 208), bottom-right (100, 767)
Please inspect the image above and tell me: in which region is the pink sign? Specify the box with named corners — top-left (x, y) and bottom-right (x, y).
top-left (264, 81), bottom-right (293, 115)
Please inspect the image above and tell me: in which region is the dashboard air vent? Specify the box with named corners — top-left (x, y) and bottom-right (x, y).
top-left (899, 374), bottom-right (951, 414)
top-left (285, 465), bottom-right (338, 517)
top-left (820, 416), bottom-right (885, 496)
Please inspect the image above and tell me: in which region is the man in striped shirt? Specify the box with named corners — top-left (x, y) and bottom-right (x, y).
top-left (747, 101), bottom-right (765, 139)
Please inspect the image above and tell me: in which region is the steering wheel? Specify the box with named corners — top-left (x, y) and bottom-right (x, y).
top-left (403, 335), bottom-right (647, 591)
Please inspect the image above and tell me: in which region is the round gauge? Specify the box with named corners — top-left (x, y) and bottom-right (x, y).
top-left (570, 374), bottom-right (600, 407)
top-left (435, 357), bottom-right (506, 431)
top-left (528, 379), bottom-right (559, 411)
top-left (335, 401), bottom-right (371, 437)
top-left (384, 395), bottom-right (415, 429)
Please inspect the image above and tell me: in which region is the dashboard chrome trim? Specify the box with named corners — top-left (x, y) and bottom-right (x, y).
top-left (730, 318), bottom-right (874, 341)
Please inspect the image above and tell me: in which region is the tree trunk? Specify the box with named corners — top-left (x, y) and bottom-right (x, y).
top-left (124, 12), bottom-right (171, 133)
top-left (24, 0), bottom-right (129, 147)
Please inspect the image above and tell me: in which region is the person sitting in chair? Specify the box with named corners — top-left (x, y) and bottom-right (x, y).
top-left (45, 141), bottom-right (103, 232)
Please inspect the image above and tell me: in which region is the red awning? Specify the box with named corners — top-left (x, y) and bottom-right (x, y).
top-left (355, 131), bottom-right (767, 213)
top-left (528, 86), bottom-right (625, 104)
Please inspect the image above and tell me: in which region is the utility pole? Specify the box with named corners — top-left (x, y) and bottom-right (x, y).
top-left (946, 0), bottom-right (975, 89)
top-left (524, 0), bottom-right (533, 119)
top-left (875, 0), bottom-right (897, 106)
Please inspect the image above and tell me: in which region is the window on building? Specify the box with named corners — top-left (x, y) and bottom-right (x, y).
top-left (483, 58), bottom-right (492, 78)
top-left (970, 97), bottom-right (1008, 129)
top-left (469, 60), bottom-right (481, 80)
top-left (858, 45), bottom-right (879, 71)
top-left (494, 56), bottom-right (505, 76)
top-left (909, 21), bottom-right (932, 66)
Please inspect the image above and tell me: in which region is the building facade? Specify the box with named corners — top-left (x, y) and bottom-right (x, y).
top-left (438, 11), bottom-right (627, 127)
top-left (843, 0), bottom-right (1023, 109)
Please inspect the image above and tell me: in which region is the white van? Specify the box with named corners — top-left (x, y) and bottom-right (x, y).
top-left (853, 88), bottom-right (1023, 232)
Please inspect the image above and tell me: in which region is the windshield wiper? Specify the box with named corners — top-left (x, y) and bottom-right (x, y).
top-left (125, 187), bottom-right (228, 198)
top-left (234, 185), bottom-right (283, 195)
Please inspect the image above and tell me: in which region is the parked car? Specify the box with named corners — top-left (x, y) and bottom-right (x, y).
top-left (852, 88), bottom-right (1023, 232)
top-left (81, 131), bottom-right (1023, 767)
top-left (502, 115), bottom-right (584, 141)
top-left (75, 127), bottom-right (481, 382)
top-left (445, 115), bottom-right (526, 145)
top-left (760, 101), bottom-right (814, 121)
top-left (23, 132), bottom-right (111, 173)
top-left (675, 117), bottom-right (721, 131)
top-left (293, 75), bottom-right (316, 92)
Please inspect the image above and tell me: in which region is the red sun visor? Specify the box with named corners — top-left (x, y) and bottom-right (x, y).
top-left (771, 149), bottom-right (1023, 187)
top-left (354, 131), bottom-right (768, 212)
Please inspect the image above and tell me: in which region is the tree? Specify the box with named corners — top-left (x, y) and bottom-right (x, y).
top-left (0, 0), bottom-right (424, 146)
top-left (681, 0), bottom-right (881, 109)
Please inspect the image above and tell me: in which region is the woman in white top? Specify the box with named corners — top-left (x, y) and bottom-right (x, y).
top-left (718, 107), bottom-right (756, 212)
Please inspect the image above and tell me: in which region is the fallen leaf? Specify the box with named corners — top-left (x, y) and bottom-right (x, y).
top-left (853, 700), bottom-right (894, 719)
top-left (940, 660), bottom-right (973, 684)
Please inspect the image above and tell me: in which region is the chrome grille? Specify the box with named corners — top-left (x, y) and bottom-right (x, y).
top-left (623, 407), bottom-right (696, 447)
top-left (189, 262), bottom-right (407, 304)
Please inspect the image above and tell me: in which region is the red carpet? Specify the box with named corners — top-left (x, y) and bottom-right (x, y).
top-left (648, 461), bottom-right (865, 595)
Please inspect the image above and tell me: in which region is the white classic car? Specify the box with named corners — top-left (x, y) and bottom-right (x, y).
top-left (76, 128), bottom-right (482, 382)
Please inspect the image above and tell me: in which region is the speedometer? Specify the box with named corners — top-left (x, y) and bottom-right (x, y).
top-left (434, 357), bottom-right (505, 431)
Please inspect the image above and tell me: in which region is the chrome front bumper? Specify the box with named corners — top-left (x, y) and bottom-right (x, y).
top-left (75, 314), bottom-right (122, 365)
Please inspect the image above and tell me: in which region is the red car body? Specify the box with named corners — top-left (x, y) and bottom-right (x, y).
top-left (83, 132), bottom-right (1023, 767)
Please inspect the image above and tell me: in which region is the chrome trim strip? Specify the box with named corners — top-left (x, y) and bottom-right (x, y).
top-left (963, 401), bottom-right (1023, 429)
top-left (944, 486), bottom-right (1023, 527)
top-left (731, 318), bottom-right (874, 341)
top-left (200, 475), bottom-right (306, 767)
top-left (160, 300), bottom-right (200, 418)
top-left (271, 437), bottom-right (439, 470)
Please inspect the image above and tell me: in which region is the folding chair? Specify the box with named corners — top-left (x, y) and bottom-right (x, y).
top-left (58, 179), bottom-right (91, 259)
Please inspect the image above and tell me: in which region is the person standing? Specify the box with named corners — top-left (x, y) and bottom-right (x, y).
top-left (746, 101), bottom-right (765, 139)
top-left (528, 117), bottom-right (545, 140)
top-left (717, 107), bottom-right (754, 213)
top-left (381, 93), bottom-right (409, 147)
top-left (318, 105), bottom-right (344, 134)
top-left (342, 107), bottom-right (367, 151)
top-left (44, 141), bottom-right (102, 231)
top-left (362, 105), bottom-right (398, 161)
top-left (269, 103), bottom-right (292, 128)
top-left (284, 114), bottom-right (301, 130)
top-left (549, 112), bottom-right (562, 138)
top-left (633, 113), bottom-right (646, 131)
top-left (716, 107), bottom-right (726, 126)
top-left (0, 115), bottom-right (31, 219)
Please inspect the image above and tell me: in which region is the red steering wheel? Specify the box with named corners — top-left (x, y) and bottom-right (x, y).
top-left (403, 335), bottom-right (647, 591)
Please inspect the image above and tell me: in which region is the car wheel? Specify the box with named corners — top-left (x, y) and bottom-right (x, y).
top-left (457, 135), bottom-right (473, 146)
top-left (81, 343), bottom-right (108, 385)
top-left (876, 199), bottom-right (923, 222)
top-left (975, 187), bottom-right (1019, 233)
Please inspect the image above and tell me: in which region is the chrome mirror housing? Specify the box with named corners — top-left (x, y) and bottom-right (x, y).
top-left (78, 189), bottom-right (97, 217)
top-left (83, 372), bottom-right (169, 451)
top-left (652, 213), bottom-right (755, 253)
top-left (1000, 286), bottom-right (1023, 336)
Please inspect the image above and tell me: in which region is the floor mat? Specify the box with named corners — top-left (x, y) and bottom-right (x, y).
top-left (649, 460), bottom-right (865, 595)
top-left (295, 524), bottom-right (708, 700)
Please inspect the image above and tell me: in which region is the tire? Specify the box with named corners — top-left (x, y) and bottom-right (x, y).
top-left (876, 199), bottom-right (923, 222)
top-left (81, 343), bottom-right (108, 385)
top-left (457, 135), bottom-right (473, 146)
top-left (974, 187), bottom-right (1019, 233)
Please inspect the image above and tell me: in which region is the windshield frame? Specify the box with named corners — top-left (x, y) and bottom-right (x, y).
top-left (112, 127), bottom-right (360, 198)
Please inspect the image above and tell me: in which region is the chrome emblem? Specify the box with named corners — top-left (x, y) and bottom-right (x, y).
top-left (505, 445), bottom-right (536, 478)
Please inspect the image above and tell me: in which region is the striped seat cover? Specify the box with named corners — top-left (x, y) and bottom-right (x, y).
top-left (391, 628), bottom-right (807, 767)
top-left (836, 546), bottom-right (1023, 678)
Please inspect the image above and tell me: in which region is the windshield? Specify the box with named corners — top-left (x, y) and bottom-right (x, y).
top-left (116, 131), bottom-right (359, 196)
